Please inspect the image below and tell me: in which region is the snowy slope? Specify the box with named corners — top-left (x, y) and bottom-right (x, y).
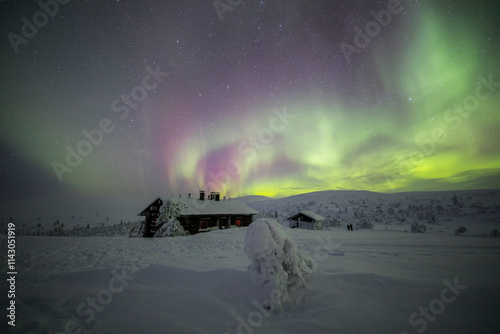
top-left (247, 189), bottom-right (500, 230)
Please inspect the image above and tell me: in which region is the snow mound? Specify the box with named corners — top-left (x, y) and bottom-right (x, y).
top-left (244, 218), bottom-right (317, 310)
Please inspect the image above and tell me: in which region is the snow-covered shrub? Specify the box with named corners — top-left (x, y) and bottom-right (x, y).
top-left (154, 199), bottom-right (188, 237)
top-left (454, 226), bottom-right (467, 236)
top-left (426, 208), bottom-right (436, 223)
top-left (450, 205), bottom-right (461, 217)
top-left (323, 218), bottom-right (342, 228)
top-left (416, 210), bottom-right (424, 220)
top-left (356, 219), bottom-right (374, 229)
top-left (244, 218), bottom-right (316, 311)
top-left (471, 202), bottom-right (488, 213)
top-left (395, 214), bottom-right (406, 223)
top-left (411, 222), bottom-right (427, 233)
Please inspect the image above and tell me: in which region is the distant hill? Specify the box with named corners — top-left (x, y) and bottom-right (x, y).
top-left (246, 189), bottom-right (500, 228)
top-left (234, 195), bottom-right (273, 204)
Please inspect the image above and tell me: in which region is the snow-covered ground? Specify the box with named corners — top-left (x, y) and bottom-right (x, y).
top-left (1, 190), bottom-right (499, 333)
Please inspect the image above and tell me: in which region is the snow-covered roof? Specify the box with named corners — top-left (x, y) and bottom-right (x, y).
top-left (176, 198), bottom-right (258, 216)
top-left (138, 197), bottom-right (162, 216)
top-left (287, 211), bottom-right (325, 222)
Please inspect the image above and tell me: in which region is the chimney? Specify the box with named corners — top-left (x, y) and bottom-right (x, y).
top-left (199, 190), bottom-right (205, 201)
top-left (210, 192), bottom-right (220, 201)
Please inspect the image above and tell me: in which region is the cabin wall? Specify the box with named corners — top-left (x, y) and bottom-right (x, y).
top-left (237, 215), bottom-right (254, 227)
top-left (296, 214), bottom-right (315, 223)
top-left (288, 213), bottom-right (322, 230)
top-left (140, 198), bottom-right (163, 237)
top-left (143, 212), bottom-right (162, 237)
top-left (288, 213), bottom-right (314, 224)
top-left (179, 214), bottom-right (255, 234)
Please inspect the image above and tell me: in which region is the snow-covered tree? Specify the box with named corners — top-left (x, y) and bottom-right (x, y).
top-left (454, 225), bottom-right (467, 236)
top-left (411, 222), bottom-right (427, 233)
top-left (154, 199), bottom-right (189, 237)
top-left (244, 218), bottom-right (316, 311)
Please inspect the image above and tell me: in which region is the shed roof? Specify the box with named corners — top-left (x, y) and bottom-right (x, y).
top-left (287, 210), bottom-right (325, 222)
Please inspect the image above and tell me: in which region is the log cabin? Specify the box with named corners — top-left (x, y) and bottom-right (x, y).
top-left (138, 191), bottom-right (258, 237)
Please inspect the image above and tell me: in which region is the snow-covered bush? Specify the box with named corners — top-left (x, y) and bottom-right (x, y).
top-left (454, 226), bottom-right (467, 236)
top-left (426, 208), bottom-right (436, 223)
top-left (154, 199), bottom-right (188, 237)
top-left (244, 218), bottom-right (316, 311)
top-left (450, 205), bottom-right (461, 217)
top-left (356, 219), bottom-right (374, 229)
top-left (323, 218), bottom-right (342, 228)
top-left (411, 222), bottom-right (427, 233)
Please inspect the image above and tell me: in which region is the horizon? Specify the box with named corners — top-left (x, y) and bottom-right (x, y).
top-left (2, 187), bottom-right (499, 204)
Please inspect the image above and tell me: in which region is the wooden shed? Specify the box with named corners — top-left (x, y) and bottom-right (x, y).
top-left (287, 211), bottom-right (325, 230)
top-left (138, 192), bottom-right (258, 237)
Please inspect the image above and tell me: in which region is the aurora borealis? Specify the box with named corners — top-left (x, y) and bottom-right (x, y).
top-left (1, 0), bottom-right (499, 201)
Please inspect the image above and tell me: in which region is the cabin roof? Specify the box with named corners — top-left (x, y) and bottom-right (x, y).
top-left (138, 197), bottom-right (162, 216)
top-left (138, 197), bottom-right (258, 216)
top-left (177, 198), bottom-right (258, 216)
top-left (287, 210), bottom-right (325, 222)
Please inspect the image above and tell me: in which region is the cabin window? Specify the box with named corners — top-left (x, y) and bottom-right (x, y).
top-left (151, 206), bottom-right (157, 211)
top-left (200, 220), bottom-right (209, 230)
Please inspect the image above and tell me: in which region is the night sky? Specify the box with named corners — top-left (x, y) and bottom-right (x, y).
top-left (1, 0), bottom-right (499, 201)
